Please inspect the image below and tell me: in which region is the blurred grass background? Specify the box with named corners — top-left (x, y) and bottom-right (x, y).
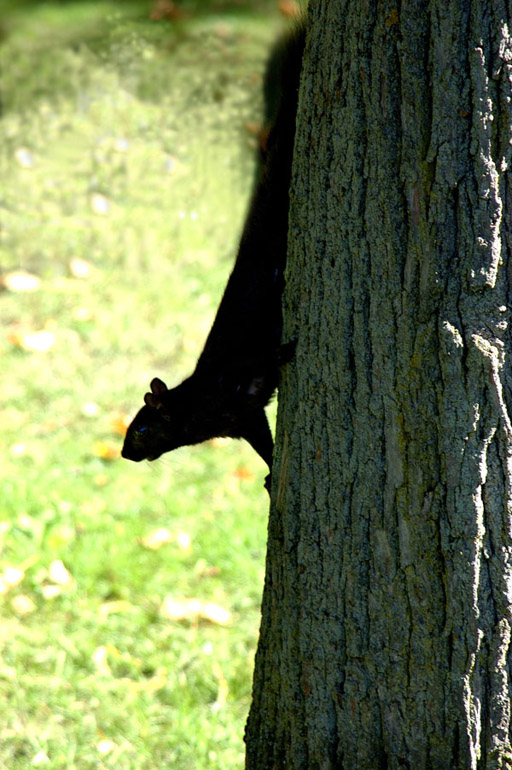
top-left (0, 1), bottom-right (300, 767)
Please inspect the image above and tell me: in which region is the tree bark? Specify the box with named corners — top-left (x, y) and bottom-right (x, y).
top-left (246, 2), bottom-right (512, 768)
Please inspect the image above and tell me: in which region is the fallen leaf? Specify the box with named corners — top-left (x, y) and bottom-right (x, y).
top-left (72, 306), bottom-right (93, 321)
top-left (47, 526), bottom-right (75, 550)
top-left (10, 443), bottom-right (27, 457)
top-left (232, 466), bottom-right (254, 481)
top-left (110, 413), bottom-right (132, 435)
top-left (0, 566), bottom-right (24, 595)
top-left (212, 659), bottom-right (229, 711)
top-left (11, 594), bottom-right (36, 616)
top-left (115, 138), bottom-right (130, 152)
top-left (82, 402), bottom-right (100, 417)
top-left (14, 147), bottom-right (34, 168)
top-left (41, 585), bottom-right (62, 600)
top-left (163, 154), bottom-right (178, 173)
top-left (69, 257), bottom-right (93, 278)
top-left (8, 329), bottom-right (55, 353)
top-left (149, 0), bottom-right (184, 20)
top-left (140, 528), bottom-right (191, 552)
top-left (99, 600), bottom-right (137, 618)
top-left (140, 528), bottom-right (174, 550)
top-left (160, 596), bottom-right (232, 625)
top-left (93, 440), bottom-right (120, 460)
top-left (48, 560), bottom-right (72, 585)
top-left (1, 270), bottom-right (40, 292)
top-left (176, 531), bottom-right (191, 551)
top-left (97, 739), bottom-right (116, 756)
top-left (278, 0), bottom-right (301, 17)
top-left (92, 645), bottom-right (112, 676)
top-left (90, 192), bottom-right (111, 215)
top-left (32, 750), bottom-right (50, 766)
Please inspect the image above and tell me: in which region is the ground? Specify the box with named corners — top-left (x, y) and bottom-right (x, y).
top-left (0, 1), bottom-right (296, 766)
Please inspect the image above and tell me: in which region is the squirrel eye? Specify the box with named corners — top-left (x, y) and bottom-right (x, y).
top-left (137, 426), bottom-right (148, 434)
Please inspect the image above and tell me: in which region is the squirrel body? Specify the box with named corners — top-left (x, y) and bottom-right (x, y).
top-left (122, 26), bottom-right (305, 488)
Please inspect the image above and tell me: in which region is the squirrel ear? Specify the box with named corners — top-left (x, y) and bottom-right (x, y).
top-left (144, 392), bottom-right (162, 409)
top-left (150, 377), bottom-right (168, 395)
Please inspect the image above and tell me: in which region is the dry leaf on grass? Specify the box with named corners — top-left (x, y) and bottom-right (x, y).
top-left (110, 413), bottom-right (132, 436)
top-left (8, 329), bottom-right (55, 353)
top-left (232, 466), bottom-right (254, 481)
top-left (0, 554), bottom-right (39, 596)
top-left (1, 270), bottom-right (40, 292)
top-left (160, 596), bottom-right (231, 625)
top-left (140, 528), bottom-right (173, 550)
top-left (93, 440), bottom-right (120, 460)
top-left (14, 147), bottom-right (34, 168)
top-left (212, 659), bottom-right (229, 711)
top-left (99, 600), bottom-right (137, 619)
top-left (140, 528), bottom-right (191, 552)
top-left (89, 192), bottom-right (111, 215)
top-left (69, 257), bottom-right (93, 279)
top-left (149, 0), bottom-right (184, 20)
top-left (97, 739), bottom-right (116, 756)
top-left (48, 560), bottom-right (72, 585)
top-left (82, 402), bottom-right (100, 417)
top-left (40, 560), bottom-right (73, 599)
top-left (278, 0), bottom-right (301, 17)
top-left (11, 594), bottom-right (36, 616)
top-left (0, 567), bottom-right (24, 595)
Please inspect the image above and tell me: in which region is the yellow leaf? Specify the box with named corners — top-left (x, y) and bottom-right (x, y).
top-left (8, 329), bottom-right (55, 353)
top-left (99, 600), bottom-right (136, 618)
top-left (110, 413), bottom-right (132, 436)
top-left (90, 193), bottom-right (111, 215)
top-left (212, 659), bottom-right (229, 710)
top-left (176, 531), bottom-right (191, 551)
top-left (11, 594), bottom-right (36, 616)
top-left (72, 306), bottom-right (93, 321)
top-left (97, 739), bottom-right (116, 756)
top-left (92, 645), bottom-right (112, 676)
top-left (69, 257), bottom-right (93, 278)
top-left (93, 440), bottom-right (120, 460)
top-left (140, 528), bottom-right (173, 550)
top-left (82, 402), bottom-right (100, 417)
top-left (232, 466), bottom-right (254, 480)
top-left (14, 147), bottom-right (35, 168)
top-left (42, 584), bottom-right (62, 599)
top-left (10, 443), bottom-right (27, 457)
top-left (0, 566), bottom-right (24, 595)
top-left (48, 560), bottom-right (72, 585)
top-left (160, 596), bottom-right (231, 626)
top-left (1, 270), bottom-right (40, 292)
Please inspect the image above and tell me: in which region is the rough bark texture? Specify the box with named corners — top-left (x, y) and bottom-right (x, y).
top-left (246, 1), bottom-right (512, 768)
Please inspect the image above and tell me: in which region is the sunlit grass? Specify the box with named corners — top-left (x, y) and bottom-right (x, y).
top-left (0, 2), bottom-right (287, 767)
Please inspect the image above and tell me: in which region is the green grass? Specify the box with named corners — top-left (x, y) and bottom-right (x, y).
top-left (0, 2), bottom-right (290, 766)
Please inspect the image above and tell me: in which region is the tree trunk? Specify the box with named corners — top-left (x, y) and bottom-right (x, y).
top-left (246, 2), bottom-right (512, 768)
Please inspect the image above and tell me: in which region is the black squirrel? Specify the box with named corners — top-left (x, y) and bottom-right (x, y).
top-left (121, 26), bottom-right (305, 490)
